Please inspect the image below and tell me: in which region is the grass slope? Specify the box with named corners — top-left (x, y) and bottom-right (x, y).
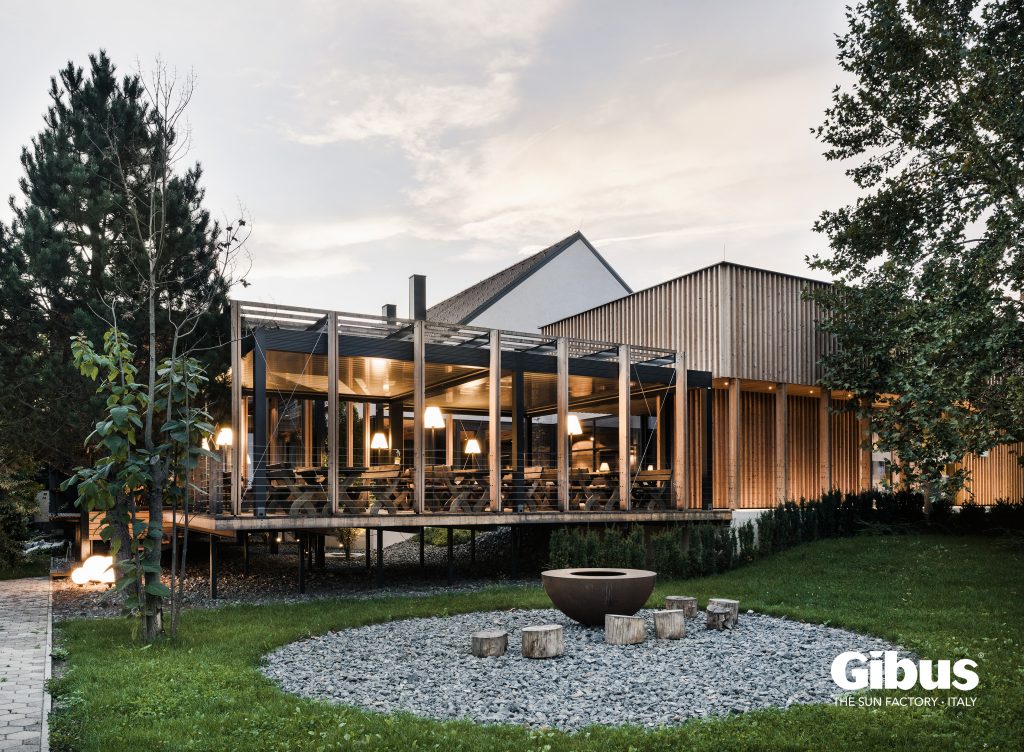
top-left (49, 534), bottom-right (1024, 751)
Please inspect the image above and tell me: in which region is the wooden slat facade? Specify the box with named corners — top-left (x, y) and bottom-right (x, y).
top-left (955, 443), bottom-right (1024, 504)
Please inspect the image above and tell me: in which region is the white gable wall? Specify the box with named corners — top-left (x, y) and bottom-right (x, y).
top-left (466, 239), bottom-right (629, 332)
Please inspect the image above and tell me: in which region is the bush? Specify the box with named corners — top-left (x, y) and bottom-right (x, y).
top-left (0, 467), bottom-right (39, 570)
top-left (548, 526), bottom-right (644, 569)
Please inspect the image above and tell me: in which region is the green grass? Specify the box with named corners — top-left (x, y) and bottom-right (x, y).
top-left (0, 555), bottom-right (48, 580)
top-left (49, 534), bottom-right (1024, 751)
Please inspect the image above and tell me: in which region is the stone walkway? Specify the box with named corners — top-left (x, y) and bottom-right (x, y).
top-left (0, 579), bottom-right (51, 751)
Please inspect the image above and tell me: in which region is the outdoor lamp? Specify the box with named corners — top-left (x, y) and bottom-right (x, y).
top-left (599, 462), bottom-right (611, 473)
top-left (215, 426), bottom-right (233, 447)
top-left (423, 406), bottom-right (445, 430)
top-left (370, 431), bottom-right (390, 450)
top-left (464, 438), bottom-right (481, 455)
top-left (567, 414), bottom-right (583, 436)
top-left (70, 554), bottom-right (115, 586)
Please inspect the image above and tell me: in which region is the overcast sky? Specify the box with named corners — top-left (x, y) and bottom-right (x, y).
top-left (0, 1), bottom-right (857, 316)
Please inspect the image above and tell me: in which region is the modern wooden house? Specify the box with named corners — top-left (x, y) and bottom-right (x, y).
top-left (541, 260), bottom-right (1024, 509)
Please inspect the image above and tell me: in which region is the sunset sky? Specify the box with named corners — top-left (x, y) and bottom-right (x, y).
top-left (0, 1), bottom-right (858, 316)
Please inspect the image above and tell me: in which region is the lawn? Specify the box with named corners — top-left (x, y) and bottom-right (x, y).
top-left (49, 533), bottom-right (1024, 751)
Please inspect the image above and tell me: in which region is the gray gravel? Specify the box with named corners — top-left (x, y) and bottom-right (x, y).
top-left (261, 607), bottom-right (906, 731)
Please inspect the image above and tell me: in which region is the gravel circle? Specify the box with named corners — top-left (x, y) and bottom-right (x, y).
top-left (261, 607), bottom-right (907, 730)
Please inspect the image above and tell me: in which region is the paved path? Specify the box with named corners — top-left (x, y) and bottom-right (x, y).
top-left (0, 578), bottom-right (51, 752)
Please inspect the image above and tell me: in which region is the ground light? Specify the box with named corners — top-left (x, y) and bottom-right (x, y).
top-left (69, 554), bottom-right (115, 585)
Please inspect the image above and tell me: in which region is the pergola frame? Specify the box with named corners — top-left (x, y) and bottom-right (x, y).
top-left (229, 300), bottom-right (714, 518)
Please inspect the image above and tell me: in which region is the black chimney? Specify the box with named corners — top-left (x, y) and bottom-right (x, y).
top-left (409, 274), bottom-right (426, 320)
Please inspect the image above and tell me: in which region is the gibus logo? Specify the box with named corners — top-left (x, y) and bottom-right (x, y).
top-left (831, 651), bottom-right (979, 691)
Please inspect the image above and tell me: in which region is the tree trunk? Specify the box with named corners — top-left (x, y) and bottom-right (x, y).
top-left (653, 609), bottom-right (686, 639)
top-left (604, 614), bottom-right (646, 645)
top-left (664, 595), bottom-right (698, 617)
top-left (471, 630), bottom-right (508, 657)
top-left (521, 625), bottom-right (564, 658)
top-left (707, 598), bottom-right (739, 626)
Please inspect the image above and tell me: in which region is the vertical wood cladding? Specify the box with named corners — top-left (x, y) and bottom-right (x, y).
top-left (542, 263), bottom-right (832, 386)
top-left (687, 388), bottom-right (704, 507)
top-left (713, 389), bottom-right (729, 508)
top-left (740, 392), bottom-right (775, 508)
top-left (787, 395), bottom-right (820, 501)
top-left (955, 443), bottom-right (1024, 504)
top-left (830, 401), bottom-right (860, 494)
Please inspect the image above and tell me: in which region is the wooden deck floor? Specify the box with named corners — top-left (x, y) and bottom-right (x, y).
top-left (165, 508), bottom-right (731, 536)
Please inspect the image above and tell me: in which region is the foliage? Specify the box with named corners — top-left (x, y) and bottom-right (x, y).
top-left (48, 535), bottom-right (1024, 751)
top-left (555, 490), bottom-right (1024, 578)
top-left (0, 459), bottom-right (40, 569)
top-left (547, 525), bottom-right (644, 569)
top-left (808, 0), bottom-right (1024, 509)
top-left (0, 51), bottom-right (237, 477)
top-left (418, 528), bottom-right (471, 547)
top-left (63, 327), bottom-right (215, 634)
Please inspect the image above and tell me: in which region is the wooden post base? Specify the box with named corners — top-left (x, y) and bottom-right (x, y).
top-left (471, 629), bottom-right (508, 657)
top-left (605, 614), bottom-right (646, 645)
top-left (522, 625), bottom-right (564, 658)
top-left (653, 609), bottom-right (686, 639)
top-left (708, 598), bottom-right (739, 626)
top-left (664, 596), bottom-right (698, 617)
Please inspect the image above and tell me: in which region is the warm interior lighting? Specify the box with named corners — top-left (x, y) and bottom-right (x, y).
top-left (424, 406), bottom-right (445, 430)
top-left (215, 427), bottom-right (233, 447)
top-left (647, 464), bottom-right (654, 471)
top-left (70, 554), bottom-right (115, 586)
top-left (464, 438), bottom-right (481, 455)
top-left (566, 414), bottom-right (583, 436)
top-left (370, 431), bottom-right (390, 450)
top-left (599, 462), bottom-right (611, 473)
top-left (201, 438), bottom-right (210, 451)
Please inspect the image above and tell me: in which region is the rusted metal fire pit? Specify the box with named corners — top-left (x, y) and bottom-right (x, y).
top-left (541, 568), bottom-right (657, 626)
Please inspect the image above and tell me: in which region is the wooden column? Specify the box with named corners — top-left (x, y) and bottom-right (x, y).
top-left (774, 383), bottom-right (788, 504)
top-left (618, 345), bottom-right (631, 510)
top-left (362, 403), bottom-right (371, 466)
top-left (819, 390), bottom-right (832, 492)
top-left (345, 402), bottom-right (354, 467)
top-left (489, 330), bottom-right (502, 512)
top-left (327, 312), bottom-right (339, 514)
top-left (556, 337), bottom-right (569, 512)
top-left (727, 378), bottom-right (741, 509)
top-left (413, 321), bottom-right (425, 513)
top-left (858, 401), bottom-right (872, 491)
top-left (230, 301), bottom-right (242, 515)
top-left (444, 414), bottom-right (454, 467)
top-left (672, 352), bottom-right (688, 509)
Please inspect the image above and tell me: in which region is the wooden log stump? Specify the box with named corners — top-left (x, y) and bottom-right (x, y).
top-left (653, 609), bottom-right (686, 639)
top-left (604, 614), bottom-right (646, 645)
top-left (706, 603), bottom-right (732, 630)
top-left (708, 598), bottom-right (739, 627)
top-left (471, 629), bottom-right (508, 657)
top-left (521, 625), bottom-right (565, 659)
top-left (664, 596), bottom-right (698, 617)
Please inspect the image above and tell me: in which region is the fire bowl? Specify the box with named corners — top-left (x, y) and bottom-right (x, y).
top-left (541, 568), bottom-right (657, 626)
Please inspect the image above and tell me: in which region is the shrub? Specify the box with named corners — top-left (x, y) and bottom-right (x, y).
top-left (0, 467), bottom-right (39, 569)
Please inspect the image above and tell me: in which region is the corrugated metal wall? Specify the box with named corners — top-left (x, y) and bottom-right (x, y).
top-left (955, 443), bottom-right (1024, 504)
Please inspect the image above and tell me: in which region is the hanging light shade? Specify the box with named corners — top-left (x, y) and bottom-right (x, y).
top-left (566, 414), bottom-right (583, 436)
top-left (370, 431), bottom-right (390, 449)
top-left (464, 438), bottom-right (482, 455)
top-left (215, 427), bottom-right (233, 447)
top-left (599, 462), bottom-right (611, 473)
top-left (423, 405), bottom-right (445, 430)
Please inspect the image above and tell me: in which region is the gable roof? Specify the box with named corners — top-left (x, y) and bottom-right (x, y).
top-left (426, 231), bottom-right (632, 325)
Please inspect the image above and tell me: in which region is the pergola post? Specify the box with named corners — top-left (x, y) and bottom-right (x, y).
top-left (618, 344), bottom-right (631, 510)
top-left (489, 330), bottom-right (502, 513)
top-left (774, 383), bottom-right (788, 504)
top-left (673, 351), bottom-right (688, 509)
top-left (413, 321), bottom-right (426, 513)
top-left (252, 330), bottom-right (268, 518)
top-left (327, 312), bottom-right (339, 514)
top-left (702, 384), bottom-right (713, 509)
top-left (345, 402), bottom-right (354, 467)
top-left (819, 389), bottom-right (832, 493)
top-left (230, 301), bottom-right (242, 515)
top-left (556, 337), bottom-right (569, 512)
top-left (727, 378), bottom-right (741, 509)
